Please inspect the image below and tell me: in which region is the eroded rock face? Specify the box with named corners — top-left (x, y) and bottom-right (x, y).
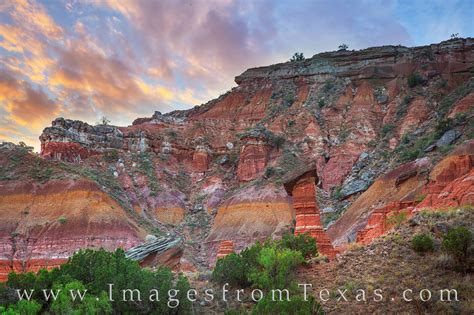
top-left (0, 180), bottom-right (143, 281)
top-left (192, 146), bottom-right (211, 173)
top-left (327, 158), bottom-right (431, 246)
top-left (356, 201), bottom-right (415, 245)
top-left (205, 185), bottom-right (294, 265)
top-left (26, 38), bottom-right (474, 273)
top-left (236, 136), bottom-right (271, 182)
top-left (355, 141), bottom-right (474, 245)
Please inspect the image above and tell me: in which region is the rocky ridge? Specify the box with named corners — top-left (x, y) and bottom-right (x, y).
top-left (0, 38), bottom-right (473, 278)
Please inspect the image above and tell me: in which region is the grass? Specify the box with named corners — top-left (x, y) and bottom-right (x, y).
top-left (395, 95), bottom-right (413, 120)
top-left (395, 133), bottom-right (436, 162)
top-left (381, 124), bottom-right (395, 137)
top-left (437, 79), bottom-right (473, 117)
top-left (57, 216), bottom-right (67, 224)
top-left (137, 152), bottom-right (160, 195)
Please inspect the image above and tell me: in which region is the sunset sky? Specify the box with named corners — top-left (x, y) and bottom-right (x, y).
top-left (0, 0), bottom-right (473, 151)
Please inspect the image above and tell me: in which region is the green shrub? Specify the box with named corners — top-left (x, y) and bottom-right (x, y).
top-left (290, 52), bottom-right (304, 62)
top-left (278, 233), bottom-right (318, 259)
top-left (0, 300), bottom-right (42, 315)
top-left (212, 253), bottom-right (250, 287)
top-left (332, 186), bottom-right (343, 200)
top-left (264, 167), bottom-right (275, 178)
top-left (103, 149), bottom-right (119, 163)
top-left (248, 245), bottom-right (304, 289)
top-left (411, 233), bottom-right (434, 253)
top-left (437, 79), bottom-right (473, 117)
top-left (395, 95), bottom-right (413, 120)
top-left (269, 134), bottom-right (286, 149)
top-left (318, 99), bottom-right (325, 108)
top-left (442, 227), bottom-right (472, 271)
top-left (4, 249), bottom-right (192, 314)
top-left (387, 212), bottom-right (408, 228)
top-left (57, 216), bottom-right (67, 224)
top-left (283, 92), bottom-right (295, 107)
top-left (407, 72), bottom-right (423, 87)
top-left (381, 124), bottom-right (395, 137)
top-left (435, 118), bottom-right (453, 137)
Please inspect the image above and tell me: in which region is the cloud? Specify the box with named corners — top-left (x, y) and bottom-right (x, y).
top-left (0, 0), bottom-right (472, 151)
top-left (0, 69), bottom-right (60, 129)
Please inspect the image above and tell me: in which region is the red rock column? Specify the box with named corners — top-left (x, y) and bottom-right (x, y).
top-left (292, 176), bottom-right (337, 259)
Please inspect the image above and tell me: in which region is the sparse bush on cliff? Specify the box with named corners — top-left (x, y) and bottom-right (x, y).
top-left (395, 95), bottom-right (413, 120)
top-left (387, 212), bottom-right (408, 228)
top-left (97, 116), bottom-right (110, 126)
top-left (437, 79), bottom-right (473, 117)
top-left (269, 134), bottom-right (285, 149)
top-left (290, 52), bottom-right (305, 62)
top-left (57, 216), bottom-right (67, 224)
top-left (318, 99), bottom-right (325, 108)
top-left (435, 118), bottom-right (453, 137)
top-left (381, 124), bottom-right (395, 137)
top-left (411, 233), bottom-right (434, 253)
top-left (442, 227), bottom-right (472, 272)
top-left (103, 149), bottom-right (119, 163)
top-left (331, 186), bottom-right (343, 200)
top-left (30, 160), bottom-right (54, 183)
top-left (407, 72), bottom-right (423, 88)
top-left (338, 43), bottom-right (348, 51)
top-left (396, 133), bottom-right (435, 162)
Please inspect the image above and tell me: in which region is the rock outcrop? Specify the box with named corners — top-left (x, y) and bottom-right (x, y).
top-left (236, 135), bottom-right (271, 182)
top-left (328, 158), bottom-right (431, 245)
top-left (2, 37), bottom-right (469, 276)
top-left (125, 236), bottom-right (183, 269)
top-left (355, 141), bottom-right (474, 245)
top-left (205, 185), bottom-right (294, 265)
top-left (0, 179), bottom-right (144, 281)
top-left (284, 170), bottom-right (337, 259)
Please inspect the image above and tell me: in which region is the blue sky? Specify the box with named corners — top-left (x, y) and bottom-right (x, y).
top-left (0, 0), bottom-right (472, 150)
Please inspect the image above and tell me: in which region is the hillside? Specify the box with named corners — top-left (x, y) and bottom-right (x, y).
top-left (0, 38), bottom-right (473, 284)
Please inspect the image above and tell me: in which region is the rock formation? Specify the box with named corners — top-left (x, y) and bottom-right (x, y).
top-left (355, 140), bottom-right (474, 245)
top-left (0, 38), bottom-right (472, 277)
top-left (284, 170), bottom-right (337, 259)
top-left (237, 134), bottom-right (271, 182)
top-left (0, 179), bottom-right (144, 281)
top-left (125, 236), bottom-right (183, 269)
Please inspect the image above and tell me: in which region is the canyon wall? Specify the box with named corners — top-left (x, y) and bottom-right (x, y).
top-left (0, 38), bottom-right (472, 275)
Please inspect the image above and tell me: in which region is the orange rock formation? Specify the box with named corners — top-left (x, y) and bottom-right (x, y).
top-left (356, 142), bottom-right (474, 245)
top-left (285, 170), bottom-right (337, 259)
top-left (0, 180), bottom-right (144, 281)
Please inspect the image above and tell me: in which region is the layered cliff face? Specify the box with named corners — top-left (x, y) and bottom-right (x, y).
top-left (1, 38), bottom-right (472, 276)
top-left (352, 140), bottom-right (474, 245)
top-left (0, 178), bottom-right (144, 281)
